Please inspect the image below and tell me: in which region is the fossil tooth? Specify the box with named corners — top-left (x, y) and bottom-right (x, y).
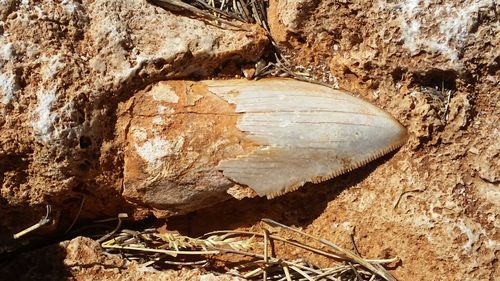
top-left (119, 78), bottom-right (406, 209)
top-left (207, 79), bottom-right (407, 198)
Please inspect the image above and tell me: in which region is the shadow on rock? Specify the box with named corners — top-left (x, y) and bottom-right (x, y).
top-left (166, 152), bottom-right (397, 236)
top-left (0, 242), bottom-right (69, 281)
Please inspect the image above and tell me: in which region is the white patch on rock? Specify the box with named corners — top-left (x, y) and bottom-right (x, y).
top-left (135, 136), bottom-right (184, 167)
top-left (0, 41), bottom-right (13, 61)
top-left (456, 220), bottom-right (481, 252)
top-left (156, 37), bottom-right (189, 60)
top-left (132, 129), bottom-right (148, 142)
top-left (400, 19), bottom-right (421, 53)
top-left (157, 105), bottom-right (174, 114)
top-left (427, 207), bottom-right (485, 253)
top-left (41, 55), bottom-right (66, 81)
top-left (152, 116), bottom-right (163, 125)
top-left (33, 90), bottom-right (57, 141)
top-left (61, 0), bottom-right (78, 14)
top-left (358, 192), bottom-right (376, 211)
top-left (102, 24), bottom-right (126, 42)
top-left (113, 54), bottom-right (143, 81)
top-left (0, 72), bottom-right (17, 105)
top-left (149, 83), bottom-right (179, 103)
top-left (485, 239), bottom-right (499, 250)
top-left (396, 0), bottom-right (493, 66)
top-left (33, 6), bottom-right (45, 18)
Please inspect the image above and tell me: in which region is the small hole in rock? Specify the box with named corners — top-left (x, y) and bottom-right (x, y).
top-left (411, 69), bottom-right (457, 91)
top-left (79, 136), bottom-right (92, 149)
top-left (78, 160), bottom-right (91, 172)
top-left (153, 59), bottom-right (166, 70)
top-left (391, 67), bottom-right (405, 82)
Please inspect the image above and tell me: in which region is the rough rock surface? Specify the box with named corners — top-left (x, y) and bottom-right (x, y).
top-left (0, 0), bottom-right (267, 245)
top-left (0, 0), bottom-right (498, 280)
top-left (265, 0), bottom-right (499, 280)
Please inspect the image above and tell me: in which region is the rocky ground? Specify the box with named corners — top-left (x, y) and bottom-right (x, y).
top-left (0, 0), bottom-right (498, 280)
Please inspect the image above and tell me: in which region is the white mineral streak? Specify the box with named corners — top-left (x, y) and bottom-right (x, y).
top-left (135, 135), bottom-right (184, 168)
top-left (398, 0), bottom-right (493, 65)
top-left (207, 79), bottom-right (407, 198)
top-left (0, 41), bottom-right (13, 61)
top-left (0, 72), bottom-right (17, 105)
top-left (41, 55), bottom-right (66, 80)
top-left (28, 55), bottom-right (67, 141)
top-left (33, 90), bottom-right (57, 141)
top-left (148, 83), bottom-right (179, 103)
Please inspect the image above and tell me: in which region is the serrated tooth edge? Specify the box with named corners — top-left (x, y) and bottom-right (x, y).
top-left (265, 137), bottom-right (406, 199)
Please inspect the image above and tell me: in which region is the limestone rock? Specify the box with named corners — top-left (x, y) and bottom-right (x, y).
top-left (0, 0), bottom-right (267, 245)
top-left (472, 141), bottom-right (500, 183)
top-left (267, 0), bottom-right (499, 280)
top-left (1, 1), bottom-right (498, 280)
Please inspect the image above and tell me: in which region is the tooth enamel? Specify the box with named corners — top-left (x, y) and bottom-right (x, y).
top-left (205, 79), bottom-right (407, 198)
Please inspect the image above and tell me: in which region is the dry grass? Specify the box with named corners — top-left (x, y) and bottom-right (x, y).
top-left (101, 218), bottom-right (399, 280)
top-left (151, 0), bottom-right (269, 29)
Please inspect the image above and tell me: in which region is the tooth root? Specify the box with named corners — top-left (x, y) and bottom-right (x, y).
top-left (207, 78), bottom-right (407, 198)
top-left (121, 78), bottom-right (407, 208)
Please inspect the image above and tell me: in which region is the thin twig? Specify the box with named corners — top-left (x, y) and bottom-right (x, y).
top-left (64, 195), bottom-right (86, 235)
top-left (289, 265), bottom-right (315, 281)
top-left (97, 213), bottom-right (128, 243)
top-left (13, 205), bottom-right (52, 239)
top-left (161, 259), bottom-right (208, 266)
top-left (102, 243), bottom-right (220, 256)
top-left (393, 188), bottom-right (425, 209)
top-left (443, 89), bottom-right (452, 123)
top-left (244, 267), bottom-right (264, 279)
top-left (350, 226), bottom-right (361, 257)
top-left (263, 229), bottom-right (269, 281)
top-left (203, 230), bottom-right (344, 260)
top-left (283, 265), bottom-right (292, 281)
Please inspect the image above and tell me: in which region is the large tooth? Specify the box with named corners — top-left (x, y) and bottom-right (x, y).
top-left (121, 78), bottom-right (407, 209)
top-left (206, 79), bottom-right (407, 198)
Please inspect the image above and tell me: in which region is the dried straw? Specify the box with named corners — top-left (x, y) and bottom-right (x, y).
top-left (101, 218), bottom-right (399, 280)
